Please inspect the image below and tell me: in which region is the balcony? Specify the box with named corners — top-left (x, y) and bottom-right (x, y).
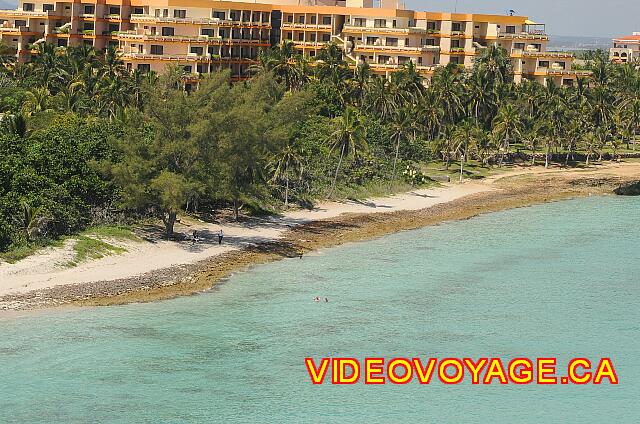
top-left (498, 31), bottom-right (549, 41)
top-left (292, 40), bottom-right (326, 47)
top-left (117, 30), bottom-right (222, 43)
top-left (123, 52), bottom-right (255, 63)
top-left (342, 25), bottom-right (426, 35)
top-left (281, 22), bottom-right (331, 30)
top-left (511, 49), bottom-right (573, 59)
top-left (0, 24), bottom-right (41, 35)
top-left (353, 43), bottom-right (440, 54)
top-left (129, 14), bottom-right (271, 27)
top-left (0, 9), bottom-right (52, 18)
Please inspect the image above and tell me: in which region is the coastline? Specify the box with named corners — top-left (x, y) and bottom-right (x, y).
top-left (1, 162), bottom-right (638, 311)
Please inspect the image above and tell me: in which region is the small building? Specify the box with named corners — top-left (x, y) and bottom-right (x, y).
top-left (610, 32), bottom-right (640, 64)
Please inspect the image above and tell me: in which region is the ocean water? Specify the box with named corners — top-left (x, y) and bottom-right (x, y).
top-left (0, 196), bottom-right (638, 423)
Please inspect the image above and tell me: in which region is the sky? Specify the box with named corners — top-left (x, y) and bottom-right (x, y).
top-left (0, 0), bottom-right (636, 38)
top-left (404, 0), bottom-right (638, 37)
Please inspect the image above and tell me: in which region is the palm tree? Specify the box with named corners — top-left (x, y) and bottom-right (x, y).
top-left (453, 121), bottom-right (479, 181)
top-left (472, 44), bottom-right (513, 86)
top-left (315, 42), bottom-right (348, 85)
top-left (389, 107), bottom-right (415, 180)
top-left (350, 62), bottom-right (371, 106)
top-left (431, 64), bottom-right (465, 125)
top-left (22, 87), bottom-right (52, 115)
top-left (365, 76), bottom-right (396, 120)
top-left (269, 143), bottom-right (304, 206)
top-left (492, 104), bottom-right (523, 166)
top-left (326, 107), bottom-right (368, 197)
top-left (13, 201), bottom-right (47, 243)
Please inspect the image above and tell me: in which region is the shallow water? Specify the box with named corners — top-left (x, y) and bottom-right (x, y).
top-left (0, 196), bottom-right (638, 423)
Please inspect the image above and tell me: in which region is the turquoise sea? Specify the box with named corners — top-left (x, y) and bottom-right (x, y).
top-left (0, 196), bottom-right (638, 423)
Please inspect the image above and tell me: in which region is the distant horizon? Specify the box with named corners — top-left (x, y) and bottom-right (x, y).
top-left (405, 0), bottom-right (638, 38)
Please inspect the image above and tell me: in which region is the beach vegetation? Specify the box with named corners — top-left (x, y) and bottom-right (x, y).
top-left (0, 43), bottom-right (639, 258)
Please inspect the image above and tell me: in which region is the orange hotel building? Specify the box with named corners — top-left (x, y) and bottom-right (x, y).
top-left (0, 0), bottom-right (590, 86)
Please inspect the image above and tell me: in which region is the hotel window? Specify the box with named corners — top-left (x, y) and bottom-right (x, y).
top-left (174, 10), bottom-right (186, 19)
top-left (201, 28), bottom-right (214, 37)
top-left (322, 33), bottom-right (330, 42)
top-left (386, 37), bottom-right (398, 46)
top-left (285, 31), bottom-right (292, 40)
top-left (150, 45), bottom-right (163, 55)
top-left (109, 7), bottom-right (120, 15)
top-left (133, 8), bottom-right (144, 15)
top-left (353, 18), bottom-right (365, 27)
top-left (161, 27), bottom-right (174, 36)
top-left (451, 39), bottom-right (461, 48)
top-left (183, 65), bottom-right (193, 73)
top-left (43, 4), bottom-right (54, 12)
top-left (23, 3), bottom-right (34, 11)
top-left (83, 5), bottom-right (95, 15)
top-left (15, 20), bottom-right (26, 27)
top-left (425, 38), bottom-right (435, 46)
top-left (374, 19), bottom-right (386, 28)
top-left (57, 39), bottom-right (67, 47)
top-left (298, 15), bottom-right (305, 24)
top-left (262, 13), bottom-right (269, 22)
top-left (451, 57), bottom-right (460, 64)
top-left (212, 10), bottom-right (225, 19)
top-left (219, 29), bottom-right (227, 38)
top-left (310, 33), bottom-right (316, 42)
top-left (190, 46), bottom-right (204, 55)
top-left (162, 9), bottom-right (169, 17)
top-left (197, 64), bottom-right (207, 74)
top-left (405, 38), bottom-right (409, 46)
top-left (310, 16), bottom-right (316, 24)
top-left (427, 21), bottom-right (436, 30)
top-left (230, 11), bottom-right (239, 21)
top-left (298, 33), bottom-right (304, 41)
top-left (452, 22), bottom-right (462, 32)
top-left (506, 25), bottom-right (516, 34)
top-left (137, 64), bottom-right (151, 72)
top-left (286, 14), bottom-right (293, 23)
top-left (392, 20), bottom-right (397, 28)
top-left (538, 60), bottom-right (549, 68)
top-left (108, 24), bottom-right (119, 33)
top-left (514, 42), bottom-right (525, 50)
top-left (83, 22), bottom-right (93, 31)
top-left (322, 16), bottom-right (331, 25)
top-left (366, 36), bottom-right (378, 45)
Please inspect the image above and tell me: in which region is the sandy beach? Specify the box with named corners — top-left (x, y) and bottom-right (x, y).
top-left (1, 161), bottom-right (638, 310)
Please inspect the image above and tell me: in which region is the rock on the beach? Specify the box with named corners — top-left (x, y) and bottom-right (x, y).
top-left (614, 181), bottom-right (640, 196)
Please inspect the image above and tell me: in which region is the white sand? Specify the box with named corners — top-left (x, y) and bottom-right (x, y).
top-left (1, 161), bottom-right (638, 297)
top-left (0, 181), bottom-right (490, 296)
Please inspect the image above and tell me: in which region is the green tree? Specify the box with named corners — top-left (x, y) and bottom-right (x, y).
top-left (326, 107), bottom-right (368, 196)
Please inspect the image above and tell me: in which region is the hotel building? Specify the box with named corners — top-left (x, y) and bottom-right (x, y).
top-left (0, 0), bottom-right (589, 86)
top-left (610, 32), bottom-right (640, 64)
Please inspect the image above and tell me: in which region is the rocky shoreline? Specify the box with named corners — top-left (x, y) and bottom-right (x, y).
top-left (0, 172), bottom-right (636, 311)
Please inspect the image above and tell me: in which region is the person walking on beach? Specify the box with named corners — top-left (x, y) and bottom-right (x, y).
top-left (218, 229), bottom-right (224, 245)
